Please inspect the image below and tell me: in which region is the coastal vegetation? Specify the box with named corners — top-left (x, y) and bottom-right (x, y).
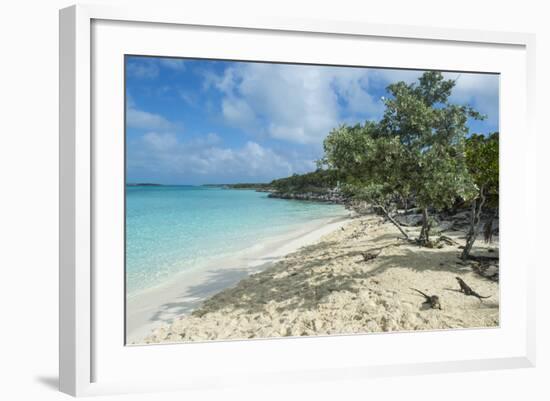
top-left (270, 169), bottom-right (338, 194)
top-left (212, 170), bottom-right (338, 194)
top-left (285, 72), bottom-right (497, 258)
top-left (461, 132), bottom-right (499, 259)
top-left (229, 72), bottom-right (499, 258)
top-left (322, 72), bottom-right (491, 246)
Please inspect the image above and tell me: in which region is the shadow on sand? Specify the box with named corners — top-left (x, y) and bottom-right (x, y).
top-left (147, 266), bottom-right (254, 324)
top-left (151, 233), bottom-right (499, 321)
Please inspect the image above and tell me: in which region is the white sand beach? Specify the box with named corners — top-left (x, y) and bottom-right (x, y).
top-left (130, 213), bottom-right (499, 344)
top-left (126, 215), bottom-right (352, 343)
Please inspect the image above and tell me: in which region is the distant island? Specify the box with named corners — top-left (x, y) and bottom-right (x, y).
top-left (127, 183), bottom-right (163, 187)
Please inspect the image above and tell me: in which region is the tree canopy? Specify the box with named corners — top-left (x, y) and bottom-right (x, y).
top-left (270, 169), bottom-right (339, 194)
top-left (460, 132), bottom-right (499, 258)
top-left (322, 71), bottom-right (490, 244)
top-left (465, 132), bottom-right (499, 201)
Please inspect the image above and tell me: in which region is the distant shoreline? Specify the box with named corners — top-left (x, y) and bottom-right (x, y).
top-left (126, 183), bottom-right (270, 187)
top-left (126, 182), bottom-right (347, 204)
top-left (126, 182), bottom-right (163, 187)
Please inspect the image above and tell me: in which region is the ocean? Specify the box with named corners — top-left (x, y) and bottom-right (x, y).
top-left (126, 185), bottom-right (347, 295)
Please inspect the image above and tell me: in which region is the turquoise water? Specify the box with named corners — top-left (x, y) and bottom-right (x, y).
top-left (126, 186), bottom-right (347, 295)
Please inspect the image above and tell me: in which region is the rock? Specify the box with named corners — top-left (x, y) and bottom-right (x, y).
top-left (434, 220), bottom-right (454, 232)
top-left (484, 265), bottom-right (498, 276)
top-left (267, 190), bottom-right (346, 204)
top-left (452, 210), bottom-right (471, 220)
top-left (394, 213), bottom-right (424, 226)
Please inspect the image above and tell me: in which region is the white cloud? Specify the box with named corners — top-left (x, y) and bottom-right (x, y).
top-left (373, 70), bottom-right (499, 124)
top-left (370, 68), bottom-right (422, 85)
top-left (158, 58), bottom-right (186, 71)
top-left (127, 60), bottom-right (159, 79)
top-left (128, 131), bottom-right (302, 182)
top-left (206, 63), bottom-right (383, 144)
top-left (368, 69), bottom-right (499, 128)
top-left (126, 106), bottom-right (175, 131)
top-left (444, 72), bottom-right (499, 127)
top-left (142, 132), bottom-right (179, 151)
top-left (221, 97), bottom-right (257, 129)
top-left (127, 58), bottom-right (186, 79)
top-left (332, 70), bottom-right (384, 115)
top-left (179, 91), bottom-right (197, 107)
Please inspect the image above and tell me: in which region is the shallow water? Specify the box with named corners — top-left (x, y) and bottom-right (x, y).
top-left (126, 186), bottom-right (347, 294)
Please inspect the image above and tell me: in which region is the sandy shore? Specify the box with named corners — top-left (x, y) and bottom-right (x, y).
top-left (126, 215), bottom-right (351, 343)
top-left (136, 214), bottom-right (499, 345)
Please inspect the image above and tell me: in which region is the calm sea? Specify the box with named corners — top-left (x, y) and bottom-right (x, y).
top-left (126, 186), bottom-right (347, 295)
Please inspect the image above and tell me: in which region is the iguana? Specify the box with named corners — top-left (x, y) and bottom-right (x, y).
top-left (410, 288), bottom-right (442, 310)
top-left (455, 277), bottom-right (491, 301)
top-left (360, 249), bottom-right (382, 262)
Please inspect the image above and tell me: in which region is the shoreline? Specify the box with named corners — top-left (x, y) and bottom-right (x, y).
top-left (126, 214), bottom-right (353, 343)
top-left (139, 214), bottom-right (499, 345)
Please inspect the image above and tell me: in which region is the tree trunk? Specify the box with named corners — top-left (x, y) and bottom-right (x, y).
top-left (483, 208), bottom-right (498, 243)
top-left (461, 186), bottom-right (486, 260)
top-left (418, 207), bottom-right (431, 245)
top-left (464, 198), bottom-right (477, 245)
top-left (375, 205), bottom-right (409, 240)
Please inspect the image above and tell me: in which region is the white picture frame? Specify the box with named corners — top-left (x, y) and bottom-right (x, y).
top-left (59, 3), bottom-right (536, 397)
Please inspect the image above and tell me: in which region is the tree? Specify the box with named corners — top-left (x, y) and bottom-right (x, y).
top-left (322, 72), bottom-right (488, 248)
top-left (378, 72), bottom-right (480, 244)
top-left (322, 123), bottom-right (411, 239)
top-left (461, 132), bottom-right (499, 259)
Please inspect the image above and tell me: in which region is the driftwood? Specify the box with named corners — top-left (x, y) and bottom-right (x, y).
top-left (418, 235), bottom-right (458, 249)
top-left (467, 254), bottom-right (499, 263)
top-left (470, 262), bottom-right (499, 282)
top-left (437, 235), bottom-right (459, 246)
top-left (373, 204), bottom-right (410, 240)
top-left (459, 254), bottom-right (500, 282)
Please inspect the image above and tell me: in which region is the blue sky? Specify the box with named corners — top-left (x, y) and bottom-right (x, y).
top-left (126, 56), bottom-right (499, 185)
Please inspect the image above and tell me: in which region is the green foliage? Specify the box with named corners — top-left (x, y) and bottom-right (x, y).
top-left (415, 141), bottom-right (477, 210)
top-left (322, 123), bottom-right (410, 209)
top-left (322, 71), bottom-right (487, 243)
top-left (262, 71), bottom-right (496, 247)
top-left (465, 132), bottom-right (499, 200)
top-left (460, 132), bottom-right (499, 259)
top-left (379, 71), bottom-right (479, 210)
top-left (270, 169), bottom-right (338, 194)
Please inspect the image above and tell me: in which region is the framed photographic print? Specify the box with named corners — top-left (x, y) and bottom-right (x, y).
top-left (59, 4), bottom-right (536, 397)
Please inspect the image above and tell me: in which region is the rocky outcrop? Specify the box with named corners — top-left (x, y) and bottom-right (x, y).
top-left (394, 213), bottom-right (424, 227)
top-left (267, 190), bottom-right (346, 204)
